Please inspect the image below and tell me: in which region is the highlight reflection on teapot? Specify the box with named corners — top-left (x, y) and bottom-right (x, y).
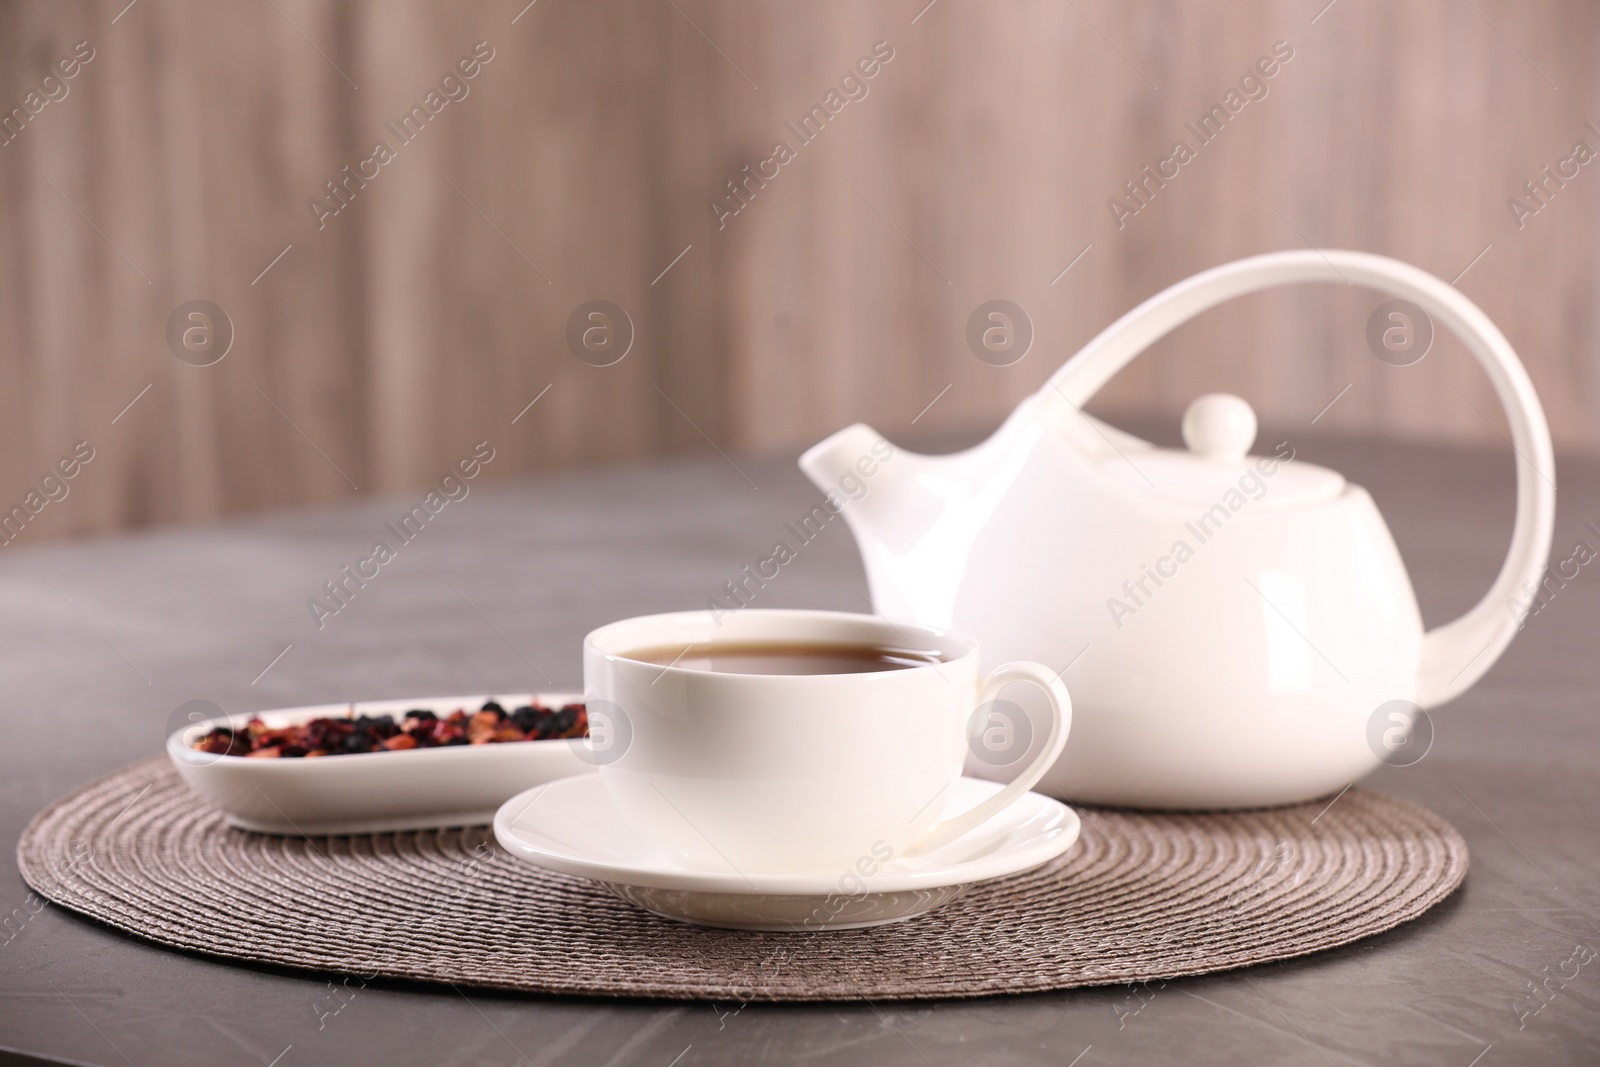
top-left (802, 250), bottom-right (1555, 810)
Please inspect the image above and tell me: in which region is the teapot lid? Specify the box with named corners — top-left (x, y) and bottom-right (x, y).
top-left (1097, 394), bottom-right (1345, 508)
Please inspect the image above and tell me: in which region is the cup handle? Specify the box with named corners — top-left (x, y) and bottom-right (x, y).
top-left (905, 661), bottom-right (1071, 856)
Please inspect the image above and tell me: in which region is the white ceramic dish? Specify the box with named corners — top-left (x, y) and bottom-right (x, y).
top-left (167, 692), bottom-right (592, 835)
top-left (493, 774), bottom-right (1080, 930)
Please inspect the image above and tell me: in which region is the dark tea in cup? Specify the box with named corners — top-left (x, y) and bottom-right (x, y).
top-left (622, 641), bottom-right (945, 676)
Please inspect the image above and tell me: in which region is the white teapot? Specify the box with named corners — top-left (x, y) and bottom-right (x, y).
top-left (801, 250), bottom-right (1555, 809)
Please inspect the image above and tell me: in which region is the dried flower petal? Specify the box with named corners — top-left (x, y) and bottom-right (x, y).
top-left (189, 701), bottom-right (587, 758)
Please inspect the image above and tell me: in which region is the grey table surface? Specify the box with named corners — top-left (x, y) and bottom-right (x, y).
top-left (1, 427), bottom-right (1597, 1067)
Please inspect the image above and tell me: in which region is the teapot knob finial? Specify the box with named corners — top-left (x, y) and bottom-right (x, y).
top-left (1182, 394), bottom-right (1257, 461)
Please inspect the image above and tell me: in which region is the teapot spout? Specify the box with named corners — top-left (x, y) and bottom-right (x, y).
top-left (800, 405), bottom-right (1049, 626)
top-left (800, 422), bottom-right (941, 554)
top-left (798, 423), bottom-right (899, 506)
top-left (799, 424), bottom-right (948, 620)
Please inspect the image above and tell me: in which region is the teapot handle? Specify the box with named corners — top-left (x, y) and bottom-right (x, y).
top-left (1042, 250), bottom-right (1555, 708)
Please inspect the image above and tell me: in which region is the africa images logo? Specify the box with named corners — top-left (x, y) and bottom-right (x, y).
top-left (707, 41), bottom-right (895, 230)
top-left (307, 42), bottom-right (495, 231)
top-left (1104, 441), bottom-right (1295, 628)
top-left (1106, 40), bottom-right (1294, 230)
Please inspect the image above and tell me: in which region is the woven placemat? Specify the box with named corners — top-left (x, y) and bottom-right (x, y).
top-left (18, 755), bottom-right (1467, 1001)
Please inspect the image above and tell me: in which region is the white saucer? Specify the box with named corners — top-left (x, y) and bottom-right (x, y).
top-left (493, 775), bottom-right (1080, 930)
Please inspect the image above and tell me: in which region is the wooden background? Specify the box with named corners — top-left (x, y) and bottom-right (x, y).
top-left (0, 0), bottom-right (1594, 541)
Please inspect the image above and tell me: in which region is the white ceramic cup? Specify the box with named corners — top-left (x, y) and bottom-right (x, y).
top-left (582, 609), bottom-right (1071, 875)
